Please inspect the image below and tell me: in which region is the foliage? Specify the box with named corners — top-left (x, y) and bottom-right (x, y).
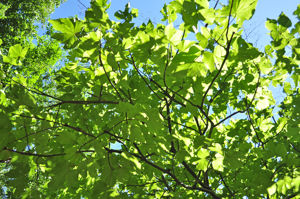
top-left (0, 0), bottom-right (63, 197)
top-left (0, 0), bottom-right (299, 198)
top-left (0, 0), bottom-right (63, 90)
top-left (0, 0), bottom-right (64, 48)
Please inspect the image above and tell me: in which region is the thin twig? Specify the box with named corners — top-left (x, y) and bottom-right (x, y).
top-left (130, 52), bottom-right (163, 100)
top-left (201, 32), bottom-right (235, 110)
top-left (47, 99), bottom-right (119, 108)
top-left (226, 0), bottom-right (235, 41)
top-left (99, 41), bottom-right (124, 100)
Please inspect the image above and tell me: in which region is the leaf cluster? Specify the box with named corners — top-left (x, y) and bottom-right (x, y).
top-left (0, 0), bottom-right (299, 198)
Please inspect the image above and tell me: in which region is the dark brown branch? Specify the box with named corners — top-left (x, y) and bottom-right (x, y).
top-left (17, 114), bottom-right (96, 138)
top-left (271, 116), bottom-right (277, 125)
top-left (204, 170), bottom-right (209, 187)
top-left (149, 77), bottom-right (166, 93)
top-left (12, 80), bottom-right (61, 101)
top-left (161, 175), bottom-right (173, 191)
top-left (246, 109), bottom-right (264, 147)
top-left (132, 143), bottom-right (221, 199)
top-left (130, 53), bottom-right (163, 100)
top-left (182, 161), bottom-right (208, 189)
top-left (214, 110), bottom-right (244, 127)
top-left (48, 99), bottom-right (119, 108)
top-left (77, 0), bottom-right (88, 9)
top-left (192, 170), bottom-right (202, 188)
top-left (63, 123), bottom-right (96, 138)
top-left (170, 119), bottom-right (199, 133)
top-left (245, 65), bottom-right (264, 147)
top-left (226, 0), bottom-right (234, 41)
top-left (150, 78), bottom-right (191, 112)
top-left (219, 173), bottom-right (235, 197)
top-left (165, 97), bottom-right (176, 153)
top-left (104, 130), bottom-right (130, 141)
top-left (11, 126), bottom-right (62, 144)
top-left (200, 32), bottom-right (235, 111)
top-left (164, 45), bottom-right (171, 89)
top-left (99, 41), bottom-right (124, 101)
top-left (171, 87), bottom-right (214, 126)
top-left (165, 98), bottom-right (172, 136)
top-left (3, 147), bottom-right (65, 157)
top-left (104, 147), bottom-right (123, 154)
top-left (193, 116), bottom-right (202, 135)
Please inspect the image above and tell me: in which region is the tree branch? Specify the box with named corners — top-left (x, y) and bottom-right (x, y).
top-left (130, 52), bottom-right (163, 100)
top-left (47, 99), bottom-right (119, 108)
top-left (99, 40), bottom-right (124, 101)
top-left (132, 143), bottom-right (221, 199)
top-left (200, 32), bottom-right (235, 111)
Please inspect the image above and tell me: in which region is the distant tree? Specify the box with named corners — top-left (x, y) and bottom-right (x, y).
top-left (0, 0), bottom-right (299, 198)
top-left (0, 0), bottom-right (64, 47)
top-left (0, 0), bottom-right (63, 87)
top-left (0, 1), bottom-right (63, 197)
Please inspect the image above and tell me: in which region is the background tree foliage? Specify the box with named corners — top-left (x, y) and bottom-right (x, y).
top-left (0, 0), bottom-right (63, 94)
top-left (0, 0), bottom-right (299, 198)
top-left (0, 0), bottom-right (64, 46)
top-left (0, 0), bottom-right (64, 197)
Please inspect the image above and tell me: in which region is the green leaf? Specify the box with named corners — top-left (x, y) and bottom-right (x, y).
top-left (117, 102), bottom-right (136, 113)
top-left (259, 58), bottom-right (273, 74)
top-left (177, 40), bottom-right (196, 52)
top-left (165, 23), bottom-right (184, 45)
top-left (267, 184), bottom-right (277, 195)
top-left (196, 33), bottom-right (208, 49)
top-left (293, 4), bottom-right (300, 20)
top-left (121, 153), bottom-right (141, 170)
top-left (130, 126), bottom-right (145, 142)
top-left (0, 3), bottom-right (9, 19)
top-left (203, 51), bottom-right (215, 72)
top-left (8, 44), bottom-right (28, 59)
top-left (256, 97), bottom-right (270, 110)
top-left (196, 158), bottom-right (209, 171)
top-left (0, 112), bottom-right (11, 131)
top-left (278, 12), bottom-right (292, 28)
top-left (197, 148), bottom-right (209, 159)
top-left (232, 0), bottom-right (258, 22)
top-left (195, 0), bottom-right (209, 9)
top-left (175, 150), bottom-right (189, 162)
top-left (199, 8), bottom-right (215, 25)
top-left (208, 143), bottom-right (223, 154)
top-left (212, 153), bottom-right (224, 172)
top-left (214, 45), bottom-right (226, 63)
top-left (50, 18), bottom-right (84, 46)
top-left (265, 19), bottom-right (277, 31)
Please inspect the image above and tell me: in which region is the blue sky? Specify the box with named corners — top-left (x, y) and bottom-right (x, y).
top-left (50, 0), bottom-right (298, 110)
top-left (51, 0), bottom-right (298, 48)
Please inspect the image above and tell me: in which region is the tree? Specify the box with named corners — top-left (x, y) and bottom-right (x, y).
top-left (0, 0), bottom-right (63, 88)
top-left (0, 0), bottom-right (64, 47)
top-left (0, 0), bottom-right (63, 197)
top-left (0, 0), bottom-right (299, 198)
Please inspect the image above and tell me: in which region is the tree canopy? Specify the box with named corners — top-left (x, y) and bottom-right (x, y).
top-left (0, 0), bottom-right (299, 198)
top-left (0, 0), bottom-right (64, 47)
